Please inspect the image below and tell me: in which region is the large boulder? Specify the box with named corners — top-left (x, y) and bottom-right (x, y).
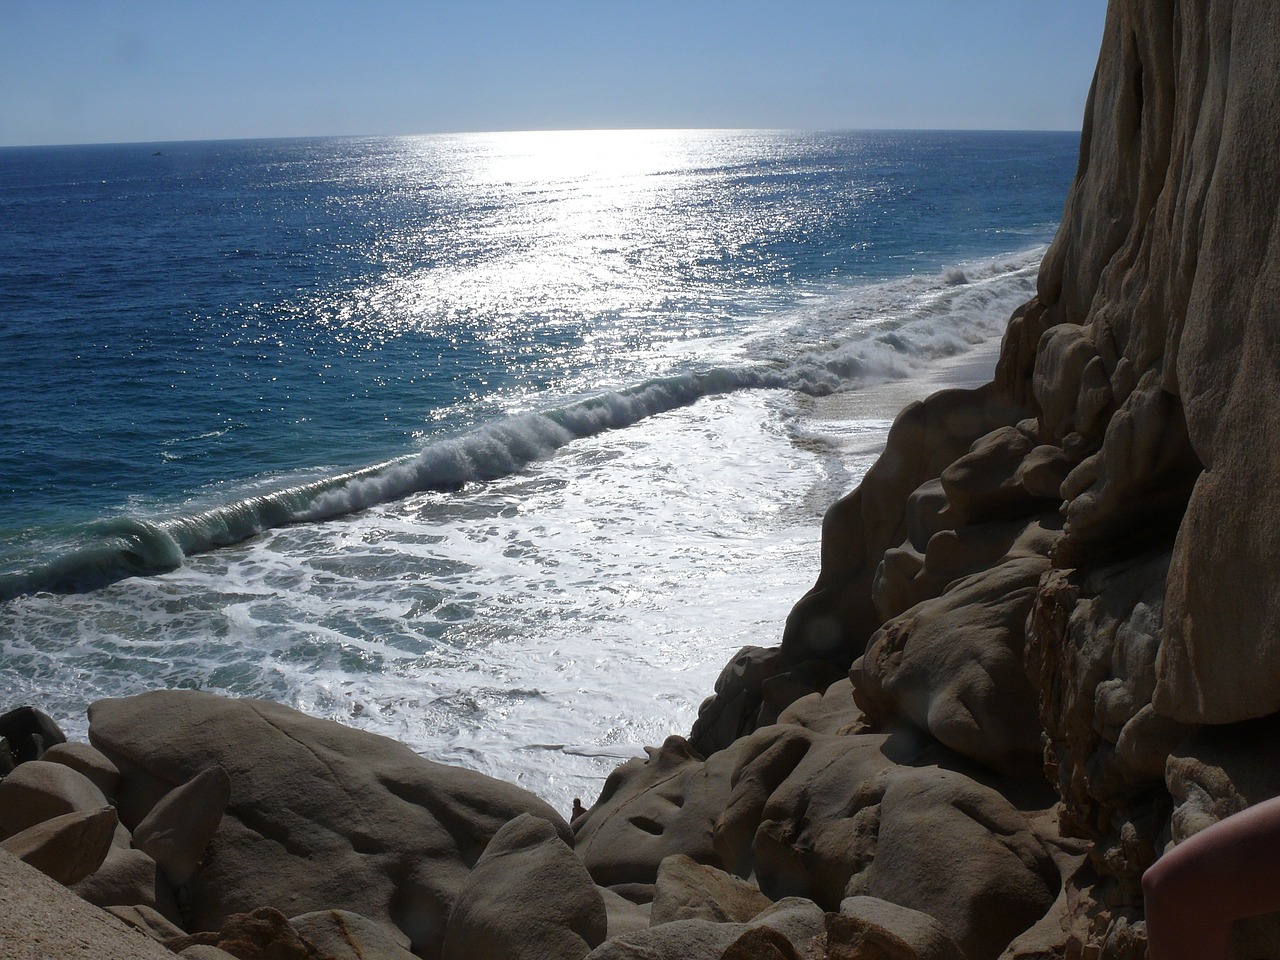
top-left (573, 735), bottom-right (744, 887)
top-left (0, 759), bottom-right (110, 837)
top-left (86, 690), bottom-right (569, 958)
top-left (0, 848), bottom-right (177, 960)
top-left (648, 854), bottom-right (771, 926)
top-left (0, 806), bottom-right (117, 885)
top-left (855, 556), bottom-right (1048, 779)
top-left (440, 813), bottom-right (606, 960)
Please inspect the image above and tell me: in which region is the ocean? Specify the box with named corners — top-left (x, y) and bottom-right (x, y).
top-left (0, 129), bottom-right (1077, 811)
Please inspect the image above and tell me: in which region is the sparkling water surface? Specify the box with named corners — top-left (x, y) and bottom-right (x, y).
top-left (0, 130), bottom-right (1077, 809)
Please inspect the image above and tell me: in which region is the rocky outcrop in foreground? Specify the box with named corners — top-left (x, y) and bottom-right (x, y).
top-left (5, 1), bottom-right (1280, 958)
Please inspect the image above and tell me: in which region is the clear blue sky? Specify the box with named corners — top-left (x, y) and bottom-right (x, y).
top-left (1, 1), bottom-right (1109, 147)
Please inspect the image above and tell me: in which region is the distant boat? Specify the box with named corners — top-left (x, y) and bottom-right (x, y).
top-left (151, 150), bottom-right (163, 156)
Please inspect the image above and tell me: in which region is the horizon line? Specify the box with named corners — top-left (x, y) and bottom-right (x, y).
top-left (0, 124), bottom-right (1083, 151)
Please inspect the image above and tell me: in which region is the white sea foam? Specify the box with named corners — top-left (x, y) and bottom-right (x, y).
top-left (0, 249), bottom-right (1032, 812)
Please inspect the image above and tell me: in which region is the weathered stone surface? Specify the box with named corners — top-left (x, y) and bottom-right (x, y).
top-left (166, 906), bottom-right (321, 959)
top-left (838, 767), bottom-right (1057, 960)
top-left (71, 843), bottom-right (179, 918)
top-left (1055, 370), bottom-right (1200, 567)
top-left (597, 886), bottom-right (652, 939)
top-left (0, 805), bottom-right (116, 885)
top-left (42, 741), bottom-right (122, 800)
top-left (289, 909), bottom-right (417, 960)
top-left (775, 677), bottom-right (863, 737)
top-left (833, 896), bottom-right (965, 960)
top-left (708, 723), bottom-right (1055, 959)
top-left (441, 812), bottom-right (606, 960)
top-left (574, 735), bottom-right (742, 887)
top-left (87, 690), bottom-right (568, 957)
top-left (583, 918), bottom-right (747, 960)
top-left (132, 764), bottom-right (230, 887)
top-left (713, 725), bottom-right (897, 892)
top-left (689, 648), bottom-right (844, 757)
top-left (940, 425), bottom-right (1050, 526)
top-left (106, 903), bottom-right (187, 943)
top-left (648, 854), bottom-right (770, 926)
top-left (1025, 551), bottom-right (1190, 894)
top-left (0, 848), bottom-right (177, 960)
top-left (0, 758), bottom-right (110, 838)
top-left (856, 557), bottom-right (1048, 778)
top-left (784, 383), bottom-right (1028, 665)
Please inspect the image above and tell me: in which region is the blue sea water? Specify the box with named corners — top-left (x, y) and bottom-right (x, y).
top-left (0, 130), bottom-right (1077, 807)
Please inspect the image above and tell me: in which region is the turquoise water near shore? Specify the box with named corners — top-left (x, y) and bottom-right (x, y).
top-left (0, 130), bottom-right (1077, 809)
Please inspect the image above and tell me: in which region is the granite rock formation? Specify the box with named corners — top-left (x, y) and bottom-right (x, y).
top-left (3, 2), bottom-right (1279, 958)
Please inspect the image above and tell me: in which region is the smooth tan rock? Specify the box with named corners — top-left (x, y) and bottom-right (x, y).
top-left (0, 758), bottom-right (110, 838)
top-left (132, 764), bottom-right (230, 887)
top-left (649, 854), bottom-right (770, 926)
top-left (783, 382), bottom-right (1028, 663)
top-left (0, 805), bottom-right (117, 885)
top-left (179, 947), bottom-right (240, 960)
top-left (834, 896), bottom-right (965, 960)
top-left (290, 909), bottom-right (416, 960)
top-left (106, 903), bottom-right (187, 943)
top-left (87, 690), bottom-right (567, 958)
top-left (71, 843), bottom-right (179, 918)
top-left (41, 741), bottom-right (122, 800)
top-left (574, 735), bottom-right (742, 887)
top-left (583, 918), bottom-right (747, 960)
top-left (855, 556), bottom-right (1048, 778)
top-left (775, 677), bottom-right (863, 736)
top-left (0, 848), bottom-right (177, 960)
top-left (166, 906), bottom-right (320, 959)
top-left (441, 813), bottom-right (606, 960)
top-left (597, 886), bottom-right (651, 939)
top-left (839, 767), bottom-right (1056, 960)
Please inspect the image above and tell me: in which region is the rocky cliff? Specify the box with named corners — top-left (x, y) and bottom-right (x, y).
top-left (685, 0), bottom-right (1280, 954)
top-left (3, 2), bottom-right (1279, 959)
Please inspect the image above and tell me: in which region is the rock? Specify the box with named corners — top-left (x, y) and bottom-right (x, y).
top-left (574, 735), bottom-right (741, 887)
top-left (0, 758), bottom-right (110, 838)
top-left (783, 383), bottom-right (1028, 665)
top-left (687, 646), bottom-right (790, 755)
top-left (940, 425), bottom-right (1047, 526)
top-left (166, 906), bottom-right (321, 959)
top-left (106, 903), bottom-right (188, 943)
top-left (132, 764), bottom-right (231, 887)
top-left (583, 918), bottom-right (747, 960)
top-left (597, 886), bottom-right (651, 939)
top-left (649, 854), bottom-right (770, 926)
top-left (1024, 551), bottom-right (1189, 886)
top-left (839, 767), bottom-right (1057, 960)
top-left (179, 947), bottom-right (240, 960)
top-left (0, 805), bottom-right (117, 885)
top-left (0, 705), bottom-right (67, 771)
top-left (87, 690), bottom-right (568, 957)
top-left (1054, 370), bottom-right (1200, 566)
top-left (833, 896), bottom-right (965, 960)
top-left (775, 677), bottom-right (863, 736)
top-left (42, 741), bottom-right (122, 800)
top-left (855, 556), bottom-right (1048, 778)
top-left (289, 909), bottom-right (417, 960)
top-left (747, 897), bottom-right (826, 949)
top-left (71, 843), bottom-right (179, 918)
top-left (441, 812), bottom-right (606, 960)
top-left (0, 848), bottom-right (177, 960)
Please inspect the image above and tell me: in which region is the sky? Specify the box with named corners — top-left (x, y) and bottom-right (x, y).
top-left (1, 1), bottom-right (1110, 147)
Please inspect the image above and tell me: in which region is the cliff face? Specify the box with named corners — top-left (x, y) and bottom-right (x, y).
top-left (1035, 0), bottom-right (1280, 725)
top-left (688, 0), bottom-right (1280, 955)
